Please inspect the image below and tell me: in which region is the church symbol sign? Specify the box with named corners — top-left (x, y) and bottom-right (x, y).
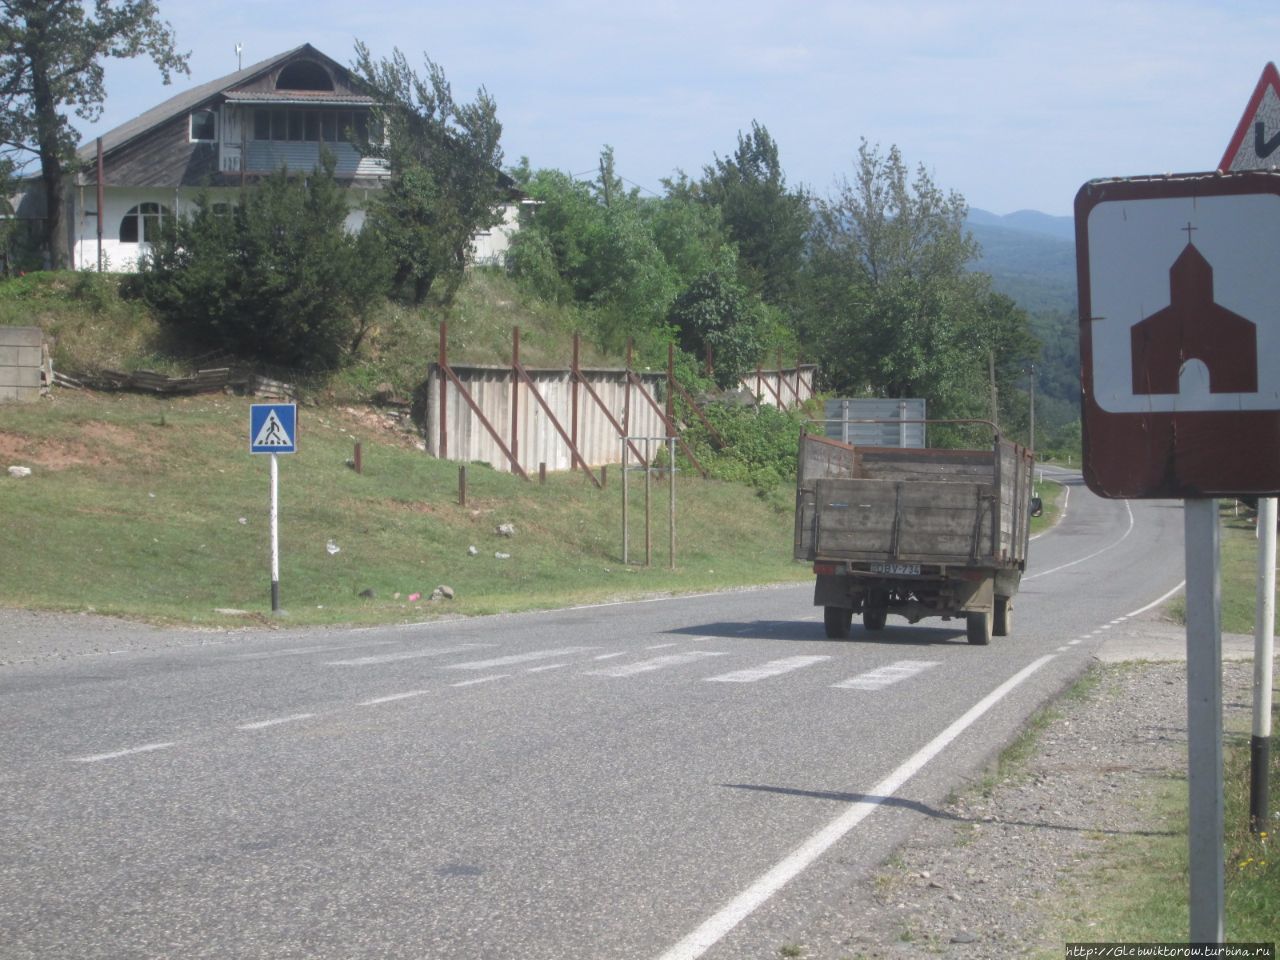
top-left (1076, 171), bottom-right (1280, 498)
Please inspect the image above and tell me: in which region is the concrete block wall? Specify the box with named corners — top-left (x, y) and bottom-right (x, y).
top-left (0, 327), bottom-right (45, 402)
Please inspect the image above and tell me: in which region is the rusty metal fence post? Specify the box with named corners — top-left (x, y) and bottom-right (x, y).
top-left (622, 435), bottom-right (677, 570)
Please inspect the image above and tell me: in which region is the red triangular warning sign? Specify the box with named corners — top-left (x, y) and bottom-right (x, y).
top-left (1219, 62), bottom-right (1280, 171)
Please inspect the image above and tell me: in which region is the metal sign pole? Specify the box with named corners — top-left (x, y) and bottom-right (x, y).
top-left (1252, 497), bottom-right (1276, 832)
top-left (668, 437), bottom-right (676, 571)
top-left (644, 437), bottom-right (652, 567)
top-left (1184, 498), bottom-right (1224, 942)
top-left (622, 437), bottom-right (630, 566)
top-left (270, 452), bottom-right (281, 613)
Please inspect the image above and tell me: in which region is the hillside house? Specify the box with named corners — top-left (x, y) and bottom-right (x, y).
top-left (24, 43), bottom-right (520, 272)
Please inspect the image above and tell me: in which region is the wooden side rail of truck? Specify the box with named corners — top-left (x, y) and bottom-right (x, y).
top-left (794, 425), bottom-right (1034, 644)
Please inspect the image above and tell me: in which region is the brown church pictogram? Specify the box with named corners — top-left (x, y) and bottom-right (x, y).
top-left (1130, 234), bottom-right (1258, 395)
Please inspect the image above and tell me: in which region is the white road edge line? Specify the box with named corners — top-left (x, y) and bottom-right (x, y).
top-left (1023, 497), bottom-right (1132, 581)
top-left (237, 714), bottom-right (315, 731)
top-left (654, 654), bottom-right (1057, 960)
top-left (70, 741), bottom-right (176, 763)
top-left (1125, 580), bottom-right (1187, 619)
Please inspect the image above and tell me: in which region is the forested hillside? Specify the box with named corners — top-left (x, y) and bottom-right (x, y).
top-left (967, 212), bottom-right (1079, 449)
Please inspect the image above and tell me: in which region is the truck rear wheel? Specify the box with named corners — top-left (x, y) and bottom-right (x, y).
top-left (824, 606), bottom-right (852, 640)
top-left (863, 607), bottom-right (888, 631)
top-left (966, 611), bottom-right (993, 645)
top-left (993, 596), bottom-right (1012, 637)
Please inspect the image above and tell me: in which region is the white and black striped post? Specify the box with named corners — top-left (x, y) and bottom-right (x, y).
top-left (1253, 497), bottom-right (1275, 832)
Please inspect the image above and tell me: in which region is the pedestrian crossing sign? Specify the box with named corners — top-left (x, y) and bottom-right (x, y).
top-left (250, 403), bottom-right (297, 454)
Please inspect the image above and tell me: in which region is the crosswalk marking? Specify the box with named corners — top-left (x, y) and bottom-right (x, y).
top-left (446, 647), bottom-right (600, 670)
top-left (585, 651), bottom-right (728, 678)
top-left (833, 660), bottom-right (941, 691)
top-left (704, 655), bottom-right (832, 683)
top-left (327, 644), bottom-right (489, 666)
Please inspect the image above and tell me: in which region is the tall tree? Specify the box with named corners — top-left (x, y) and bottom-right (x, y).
top-left (698, 121), bottom-right (811, 306)
top-left (0, 1), bottom-right (189, 268)
top-left (352, 42), bottom-right (504, 304)
top-left (806, 140), bottom-right (1033, 429)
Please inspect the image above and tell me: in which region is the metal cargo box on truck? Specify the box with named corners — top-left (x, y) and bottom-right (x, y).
top-left (794, 426), bottom-right (1033, 644)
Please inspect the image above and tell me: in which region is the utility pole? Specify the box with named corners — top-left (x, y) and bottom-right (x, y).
top-left (1028, 362), bottom-right (1036, 454)
top-left (988, 350), bottom-right (999, 430)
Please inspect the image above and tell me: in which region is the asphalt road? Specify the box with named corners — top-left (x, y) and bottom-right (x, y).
top-left (0, 471), bottom-right (1187, 960)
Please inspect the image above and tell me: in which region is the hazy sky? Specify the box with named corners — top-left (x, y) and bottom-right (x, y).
top-left (78, 0), bottom-right (1280, 216)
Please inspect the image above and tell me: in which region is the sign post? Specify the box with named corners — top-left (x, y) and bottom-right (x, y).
top-left (1076, 170), bottom-right (1280, 943)
top-left (250, 403), bottom-right (297, 613)
top-left (1184, 498), bottom-right (1225, 942)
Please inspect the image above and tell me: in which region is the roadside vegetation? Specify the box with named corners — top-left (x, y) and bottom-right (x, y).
top-left (0, 391), bottom-right (814, 627)
top-left (1041, 669), bottom-right (1278, 947)
top-left (1165, 502), bottom-right (1280, 635)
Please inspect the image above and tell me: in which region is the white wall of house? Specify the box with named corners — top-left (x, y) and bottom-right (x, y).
top-left (71, 187), bottom-right (190, 272)
top-left (470, 201), bottom-right (524, 267)
top-left (71, 186), bottom-right (518, 272)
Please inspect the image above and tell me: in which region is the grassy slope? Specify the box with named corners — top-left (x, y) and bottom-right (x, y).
top-left (0, 391), bottom-right (808, 626)
top-left (0, 268), bottom-right (609, 400)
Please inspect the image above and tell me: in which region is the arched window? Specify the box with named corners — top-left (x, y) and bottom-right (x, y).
top-left (276, 60), bottom-right (333, 91)
top-left (119, 203), bottom-right (171, 243)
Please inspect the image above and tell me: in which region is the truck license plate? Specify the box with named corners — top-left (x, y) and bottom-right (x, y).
top-left (871, 562), bottom-right (921, 576)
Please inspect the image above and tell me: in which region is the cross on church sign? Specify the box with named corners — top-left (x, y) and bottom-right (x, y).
top-left (1076, 170), bottom-right (1280, 498)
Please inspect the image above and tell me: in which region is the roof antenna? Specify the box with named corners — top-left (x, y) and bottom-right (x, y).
top-left (235, 43), bottom-right (243, 70)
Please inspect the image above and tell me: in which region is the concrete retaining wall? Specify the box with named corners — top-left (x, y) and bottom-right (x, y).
top-left (0, 327), bottom-right (46, 403)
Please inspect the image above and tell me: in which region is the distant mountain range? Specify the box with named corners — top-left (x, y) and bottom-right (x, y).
top-left (967, 208), bottom-right (1074, 242)
top-left (965, 208), bottom-right (1076, 316)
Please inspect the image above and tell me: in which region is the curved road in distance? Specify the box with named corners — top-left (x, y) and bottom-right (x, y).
top-left (0, 470), bottom-right (1186, 960)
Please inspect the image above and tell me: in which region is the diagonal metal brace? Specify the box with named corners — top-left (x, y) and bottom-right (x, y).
top-left (626, 371), bottom-right (708, 479)
top-left (513, 361), bottom-right (601, 488)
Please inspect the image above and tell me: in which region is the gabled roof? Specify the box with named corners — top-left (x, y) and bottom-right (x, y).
top-left (76, 43), bottom-right (374, 163)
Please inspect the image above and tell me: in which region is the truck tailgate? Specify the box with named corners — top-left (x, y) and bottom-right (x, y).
top-left (812, 478), bottom-right (995, 564)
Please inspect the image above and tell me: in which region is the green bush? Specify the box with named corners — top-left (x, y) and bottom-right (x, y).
top-left (134, 154), bottom-right (388, 371)
top-left (680, 393), bottom-right (804, 502)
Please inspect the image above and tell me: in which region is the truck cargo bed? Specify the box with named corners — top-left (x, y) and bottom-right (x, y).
top-left (795, 434), bottom-right (1031, 570)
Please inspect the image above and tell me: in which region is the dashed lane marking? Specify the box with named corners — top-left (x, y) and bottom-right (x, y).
top-left (359, 690), bottom-right (430, 706)
top-left (451, 674), bottom-right (510, 688)
top-left (70, 742), bottom-right (176, 763)
top-left (237, 714), bottom-right (314, 731)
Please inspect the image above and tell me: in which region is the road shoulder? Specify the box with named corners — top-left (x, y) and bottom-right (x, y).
top-left (793, 616), bottom-right (1271, 958)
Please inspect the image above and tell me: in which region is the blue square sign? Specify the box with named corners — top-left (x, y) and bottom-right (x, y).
top-left (250, 403), bottom-right (297, 454)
